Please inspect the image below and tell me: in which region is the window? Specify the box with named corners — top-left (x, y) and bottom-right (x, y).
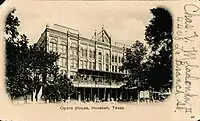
top-left (74, 60), bottom-right (77, 68)
top-left (119, 56), bottom-right (121, 63)
top-left (60, 57), bottom-right (67, 67)
top-left (80, 60), bottom-right (83, 68)
top-left (71, 59), bottom-right (77, 68)
top-left (106, 64), bottom-right (109, 71)
top-left (115, 66), bottom-right (117, 72)
top-left (61, 44), bottom-right (67, 54)
top-left (49, 42), bottom-right (57, 52)
top-left (112, 65), bottom-right (114, 72)
top-left (80, 47), bottom-right (83, 57)
top-left (83, 49), bottom-right (87, 57)
top-left (70, 43), bottom-right (77, 56)
top-left (89, 50), bottom-right (92, 58)
top-left (112, 55), bottom-right (114, 62)
top-left (99, 63), bottom-right (102, 71)
top-left (70, 75), bottom-right (74, 79)
top-left (93, 62), bottom-right (95, 69)
top-left (83, 61), bottom-right (87, 69)
top-left (71, 49), bottom-right (76, 56)
top-left (106, 53), bottom-right (109, 63)
top-left (115, 55), bottom-right (117, 63)
top-left (98, 52), bottom-right (102, 62)
top-left (89, 62), bottom-right (92, 69)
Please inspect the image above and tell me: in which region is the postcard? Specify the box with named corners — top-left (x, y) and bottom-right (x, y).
top-left (0, 0), bottom-right (200, 121)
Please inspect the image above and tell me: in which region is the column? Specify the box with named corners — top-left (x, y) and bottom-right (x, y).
top-left (102, 48), bottom-right (105, 71)
top-left (83, 88), bottom-right (85, 101)
top-left (107, 91), bottom-right (110, 101)
top-left (104, 88), bottom-right (106, 101)
top-left (77, 34), bottom-right (80, 69)
top-left (91, 88), bottom-right (93, 101)
top-left (126, 89), bottom-right (129, 101)
top-left (94, 31), bottom-right (97, 70)
top-left (120, 90), bottom-right (123, 100)
top-left (87, 44), bottom-right (89, 69)
top-left (97, 88), bottom-right (100, 101)
top-left (67, 30), bottom-right (70, 78)
top-left (115, 89), bottom-right (118, 101)
top-left (78, 92), bottom-right (81, 102)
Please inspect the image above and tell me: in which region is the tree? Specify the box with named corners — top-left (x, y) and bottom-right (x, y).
top-left (42, 74), bottom-right (74, 102)
top-left (5, 9), bottom-right (60, 101)
top-left (120, 40), bottom-right (148, 89)
top-left (5, 8), bottom-right (29, 99)
top-left (145, 7), bottom-right (172, 91)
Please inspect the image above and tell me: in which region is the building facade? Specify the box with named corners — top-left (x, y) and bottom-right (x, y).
top-left (37, 24), bottom-right (135, 102)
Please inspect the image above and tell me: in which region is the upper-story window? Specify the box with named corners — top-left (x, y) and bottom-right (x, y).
top-left (112, 65), bottom-right (114, 72)
top-left (99, 63), bottom-right (102, 71)
top-left (71, 59), bottom-right (77, 68)
top-left (106, 64), bottom-right (109, 71)
top-left (98, 52), bottom-right (102, 62)
top-left (115, 66), bottom-right (117, 72)
top-left (89, 50), bottom-right (92, 58)
top-left (80, 47), bottom-right (83, 57)
top-left (80, 60), bottom-right (83, 68)
top-left (60, 57), bottom-right (67, 67)
top-left (49, 38), bottom-right (57, 52)
top-left (112, 55), bottom-right (114, 62)
top-left (115, 55), bottom-right (117, 63)
top-left (106, 53), bottom-right (109, 63)
top-left (89, 62), bottom-right (92, 69)
top-left (119, 56), bottom-right (121, 63)
top-left (49, 42), bottom-right (57, 52)
top-left (70, 43), bottom-right (77, 56)
top-left (83, 61), bottom-right (87, 69)
top-left (83, 49), bottom-right (87, 57)
top-left (61, 44), bottom-right (67, 54)
top-left (93, 62), bottom-right (95, 69)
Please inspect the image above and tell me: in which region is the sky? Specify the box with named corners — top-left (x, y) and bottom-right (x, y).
top-left (3, 1), bottom-right (174, 45)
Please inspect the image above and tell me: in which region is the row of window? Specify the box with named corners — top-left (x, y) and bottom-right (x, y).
top-left (58, 57), bottom-right (121, 73)
top-left (112, 55), bottom-right (122, 63)
top-left (80, 48), bottom-right (96, 59)
top-left (80, 60), bottom-right (95, 70)
top-left (49, 42), bottom-right (123, 64)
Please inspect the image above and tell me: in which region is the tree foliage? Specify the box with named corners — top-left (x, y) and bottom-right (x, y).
top-left (144, 7), bottom-right (172, 91)
top-left (121, 40), bottom-right (148, 89)
top-left (43, 74), bottom-right (74, 102)
top-left (121, 7), bottom-right (172, 92)
top-left (5, 8), bottom-right (74, 101)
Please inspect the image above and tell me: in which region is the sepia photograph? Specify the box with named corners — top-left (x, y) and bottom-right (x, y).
top-left (2, 0), bottom-right (200, 121)
top-left (4, 1), bottom-right (173, 105)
